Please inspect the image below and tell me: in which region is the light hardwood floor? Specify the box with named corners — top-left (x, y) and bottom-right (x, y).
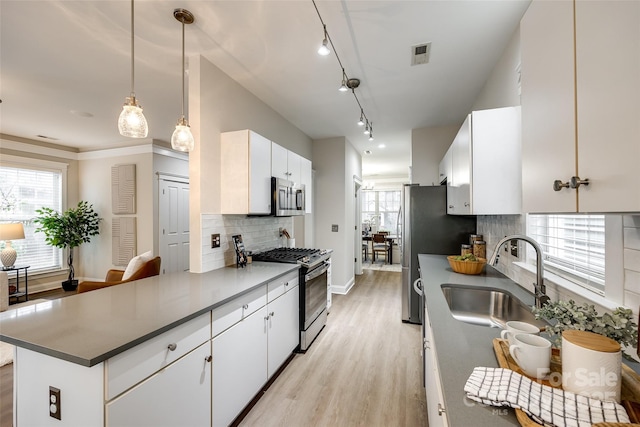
top-left (239, 269), bottom-right (427, 427)
top-left (0, 271), bottom-right (427, 427)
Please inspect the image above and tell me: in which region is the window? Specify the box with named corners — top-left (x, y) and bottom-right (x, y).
top-left (527, 214), bottom-right (605, 294)
top-left (361, 190), bottom-right (401, 232)
top-left (0, 163), bottom-right (64, 273)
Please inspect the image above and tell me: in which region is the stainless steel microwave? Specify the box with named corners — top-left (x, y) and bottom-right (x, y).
top-left (272, 177), bottom-right (305, 216)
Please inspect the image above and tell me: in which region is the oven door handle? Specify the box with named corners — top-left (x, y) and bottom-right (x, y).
top-left (305, 262), bottom-right (330, 281)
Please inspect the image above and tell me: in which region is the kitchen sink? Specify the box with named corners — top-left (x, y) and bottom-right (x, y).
top-left (440, 283), bottom-right (548, 329)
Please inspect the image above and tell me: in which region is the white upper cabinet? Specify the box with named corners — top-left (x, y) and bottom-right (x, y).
top-left (447, 106), bottom-right (522, 215)
top-left (521, 0), bottom-right (640, 213)
top-left (272, 141), bottom-right (302, 184)
top-left (438, 145), bottom-right (452, 186)
top-left (300, 156), bottom-right (312, 213)
top-left (221, 130), bottom-right (272, 215)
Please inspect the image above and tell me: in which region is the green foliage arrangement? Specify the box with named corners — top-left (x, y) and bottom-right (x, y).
top-left (34, 201), bottom-right (101, 288)
top-left (533, 299), bottom-right (638, 350)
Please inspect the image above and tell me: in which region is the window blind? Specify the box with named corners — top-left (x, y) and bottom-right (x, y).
top-left (527, 214), bottom-right (605, 293)
top-left (0, 165), bottom-right (63, 272)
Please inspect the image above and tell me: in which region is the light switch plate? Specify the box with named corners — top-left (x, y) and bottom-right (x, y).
top-left (331, 224), bottom-right (339, 232)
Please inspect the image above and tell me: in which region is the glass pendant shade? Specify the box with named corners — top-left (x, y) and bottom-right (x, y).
top-left (118, 96), bottom-right (148, 138)
top-left (171, 118), bottom-right (195, 152)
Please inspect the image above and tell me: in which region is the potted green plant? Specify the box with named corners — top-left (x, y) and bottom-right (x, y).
top-left (533, 299), bottom-right (638, 357)
top-left (34, 201), bottom-right (102, 291)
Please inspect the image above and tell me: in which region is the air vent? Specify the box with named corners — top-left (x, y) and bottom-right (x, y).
top-left (411, 42), bottom-right (432, 66)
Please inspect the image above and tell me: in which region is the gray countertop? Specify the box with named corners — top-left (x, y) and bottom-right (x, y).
top-left (0, 262), bottom-right (299, 367)
top-left (419, 254), bottom-right (536, 426)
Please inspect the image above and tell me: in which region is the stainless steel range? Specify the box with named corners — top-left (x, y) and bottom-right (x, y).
top-left (253, 248), bottom-right (332, 351)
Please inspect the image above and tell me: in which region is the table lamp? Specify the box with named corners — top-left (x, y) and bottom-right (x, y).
top-left (0, 223), bottom-right (25, 269)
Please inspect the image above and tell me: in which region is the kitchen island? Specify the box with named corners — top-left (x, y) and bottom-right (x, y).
top-left (0, 262), bottom-right (300, 426)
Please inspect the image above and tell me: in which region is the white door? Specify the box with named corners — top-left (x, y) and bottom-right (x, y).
top-left (159, 178), bottom-right (190, 274)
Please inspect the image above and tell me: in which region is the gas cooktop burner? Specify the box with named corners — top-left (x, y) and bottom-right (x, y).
top-left (253, 248), bottom-right (329, 266)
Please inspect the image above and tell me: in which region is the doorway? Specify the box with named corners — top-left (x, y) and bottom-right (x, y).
top-left (354, 176), bottom-right (363, 275)
top-left (158, 176), bottom-right (190, 274)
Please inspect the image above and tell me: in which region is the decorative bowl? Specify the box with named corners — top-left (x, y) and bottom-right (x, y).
top-left (447, 255), bottom-right (487, 275)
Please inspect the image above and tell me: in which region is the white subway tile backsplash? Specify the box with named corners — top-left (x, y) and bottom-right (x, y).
top-left (623, 215), bottom-right (640, 228)
top-left (625, 269), bottom-right (640, 294)
top-left (200, 213), bottom-right (293, 272)
top-left (624, 225), bottom-right (640, 251)
top-left (624, 249), bottom-right (640, 273)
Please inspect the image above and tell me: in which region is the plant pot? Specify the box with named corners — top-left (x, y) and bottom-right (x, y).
top-left (62, 280), bottom-right (78, 292)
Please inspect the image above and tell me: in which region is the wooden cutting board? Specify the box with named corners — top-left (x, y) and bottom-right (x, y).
top-left (492, 338), bottom-right (640, 427)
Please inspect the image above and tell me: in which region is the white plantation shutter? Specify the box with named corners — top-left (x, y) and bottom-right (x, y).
top-left (0, 165), bottom-right (63, 272)
top-left (528, 214), bottom-right (605, 293)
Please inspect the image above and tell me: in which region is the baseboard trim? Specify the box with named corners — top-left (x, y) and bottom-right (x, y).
top-left (330, 277), bottom-right (355, 295)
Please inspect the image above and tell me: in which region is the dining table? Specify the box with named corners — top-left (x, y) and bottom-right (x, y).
top-left (362, 234), bottom-right (398, 264)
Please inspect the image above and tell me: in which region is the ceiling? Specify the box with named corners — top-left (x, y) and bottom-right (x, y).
top-left (0, 0), bottom-right (530, 179)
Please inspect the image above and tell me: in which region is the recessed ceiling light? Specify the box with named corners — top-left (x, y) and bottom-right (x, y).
top-left (364, 150), bottom-right (372, 155)
top-left (378, 144), bottom-right (386, 148)
top-left (70, 110), bottom-right (94, 118)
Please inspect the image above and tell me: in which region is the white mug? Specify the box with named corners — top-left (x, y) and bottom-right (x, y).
top-left (500, 321), bottom-right (540, 346)
top-left (509, 333), bottom-right (551, 379)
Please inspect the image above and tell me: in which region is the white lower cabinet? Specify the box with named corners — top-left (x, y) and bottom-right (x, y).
top-left (267, 285), bottom-right (300, 377)
top-left (106, 341), bottom-right (212, 427)
top-left (212, 278), bottom-right (300, 427)
top-left (423, 299), bottom-right (449, 427)
top-left (213, 306), bottom-right (268, 427)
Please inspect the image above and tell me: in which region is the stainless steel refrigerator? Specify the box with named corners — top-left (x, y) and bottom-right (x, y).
top-left (400, 184), bottom-right (476, 324)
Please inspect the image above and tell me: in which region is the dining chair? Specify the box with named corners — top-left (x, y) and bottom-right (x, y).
top-left (372, 233), bottom-right (391, 264)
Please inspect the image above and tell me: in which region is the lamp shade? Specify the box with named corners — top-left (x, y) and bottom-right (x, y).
top-left (0, 223), bottom-right (24, 268)
top-left (0, 223), bottom-right (25, 241)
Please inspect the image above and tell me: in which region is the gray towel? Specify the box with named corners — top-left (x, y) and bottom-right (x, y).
top-left (464, 367), bottom-right (630, 427)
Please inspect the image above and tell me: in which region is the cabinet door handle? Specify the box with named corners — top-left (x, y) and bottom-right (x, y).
top-left (242, 304), bottom-right (249, 310)
top-left (570, 176), bottom-right (589, 189)
top-left (438, 404), bottom-right (446, 416)
top-left (448, 205), bottom-right (454, 209)
top-left (167, 343), bottom-right (177, 351)
top-left (265, 315), bottom-right (270, 320)
top-left (464, 202), bottom-right (470, 207)
top-left (553, 180), bottom-right (570, 191)
top-left (205, 355), bottom-right (212, 363)
top-left (269, 311), bottom-right (275, 317)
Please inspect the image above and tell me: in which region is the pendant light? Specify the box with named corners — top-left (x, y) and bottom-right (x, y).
top-left (338, 69), bottom-right (348, 92)
top-left (357, 110), bottom-right (365, 126)
top-left (171, 8), bottom-right (195, 152)
top-left (118, 0), bottom-right (148, 138)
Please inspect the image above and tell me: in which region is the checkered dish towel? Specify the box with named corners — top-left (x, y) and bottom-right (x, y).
top-left (464, 367), bottom-right (630, 427)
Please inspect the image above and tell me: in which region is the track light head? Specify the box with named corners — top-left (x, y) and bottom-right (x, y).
top-left (318, 25), bottom-right (330, 56)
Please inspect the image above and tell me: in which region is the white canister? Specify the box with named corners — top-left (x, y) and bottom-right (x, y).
top-left (287, 238), bottom-right (296, 248)
top-left (561, 330), bottom-right (621, 402)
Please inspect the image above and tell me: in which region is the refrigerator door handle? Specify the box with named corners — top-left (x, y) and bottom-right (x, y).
top-left (413, 278), bottom-right (423, 296)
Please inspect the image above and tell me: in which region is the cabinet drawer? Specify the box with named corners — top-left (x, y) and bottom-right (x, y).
top-left (106, 312), bottom-right (210, 400)
top-left (267, 271), bottom-right (299, 303)
top-left (212, 286), bottom-right (267, 337)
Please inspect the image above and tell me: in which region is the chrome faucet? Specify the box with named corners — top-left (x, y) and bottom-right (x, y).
top-left (488, 234), bottom-right (550, 309)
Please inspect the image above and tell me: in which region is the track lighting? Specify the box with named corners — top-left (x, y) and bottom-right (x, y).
top-left (312, 0), bottom-right (376, 140)
top-left (118, 0), bottom-right (148, 138)
top-left (318, 25), bottom-right (330, 56)
top-left (171, 8), bottom-right (195, 152)
top-left (339, 70), bottom-right (348, 92)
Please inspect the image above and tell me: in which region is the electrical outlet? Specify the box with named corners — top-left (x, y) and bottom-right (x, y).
top-left (331, 224), bottom-right (339, 232)
top-left (510, 239), bottom-right (519, 258)
top-left (49, 386), bottom-right (61, 420)
top-left (211, 234), bottom-right (220, 249)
